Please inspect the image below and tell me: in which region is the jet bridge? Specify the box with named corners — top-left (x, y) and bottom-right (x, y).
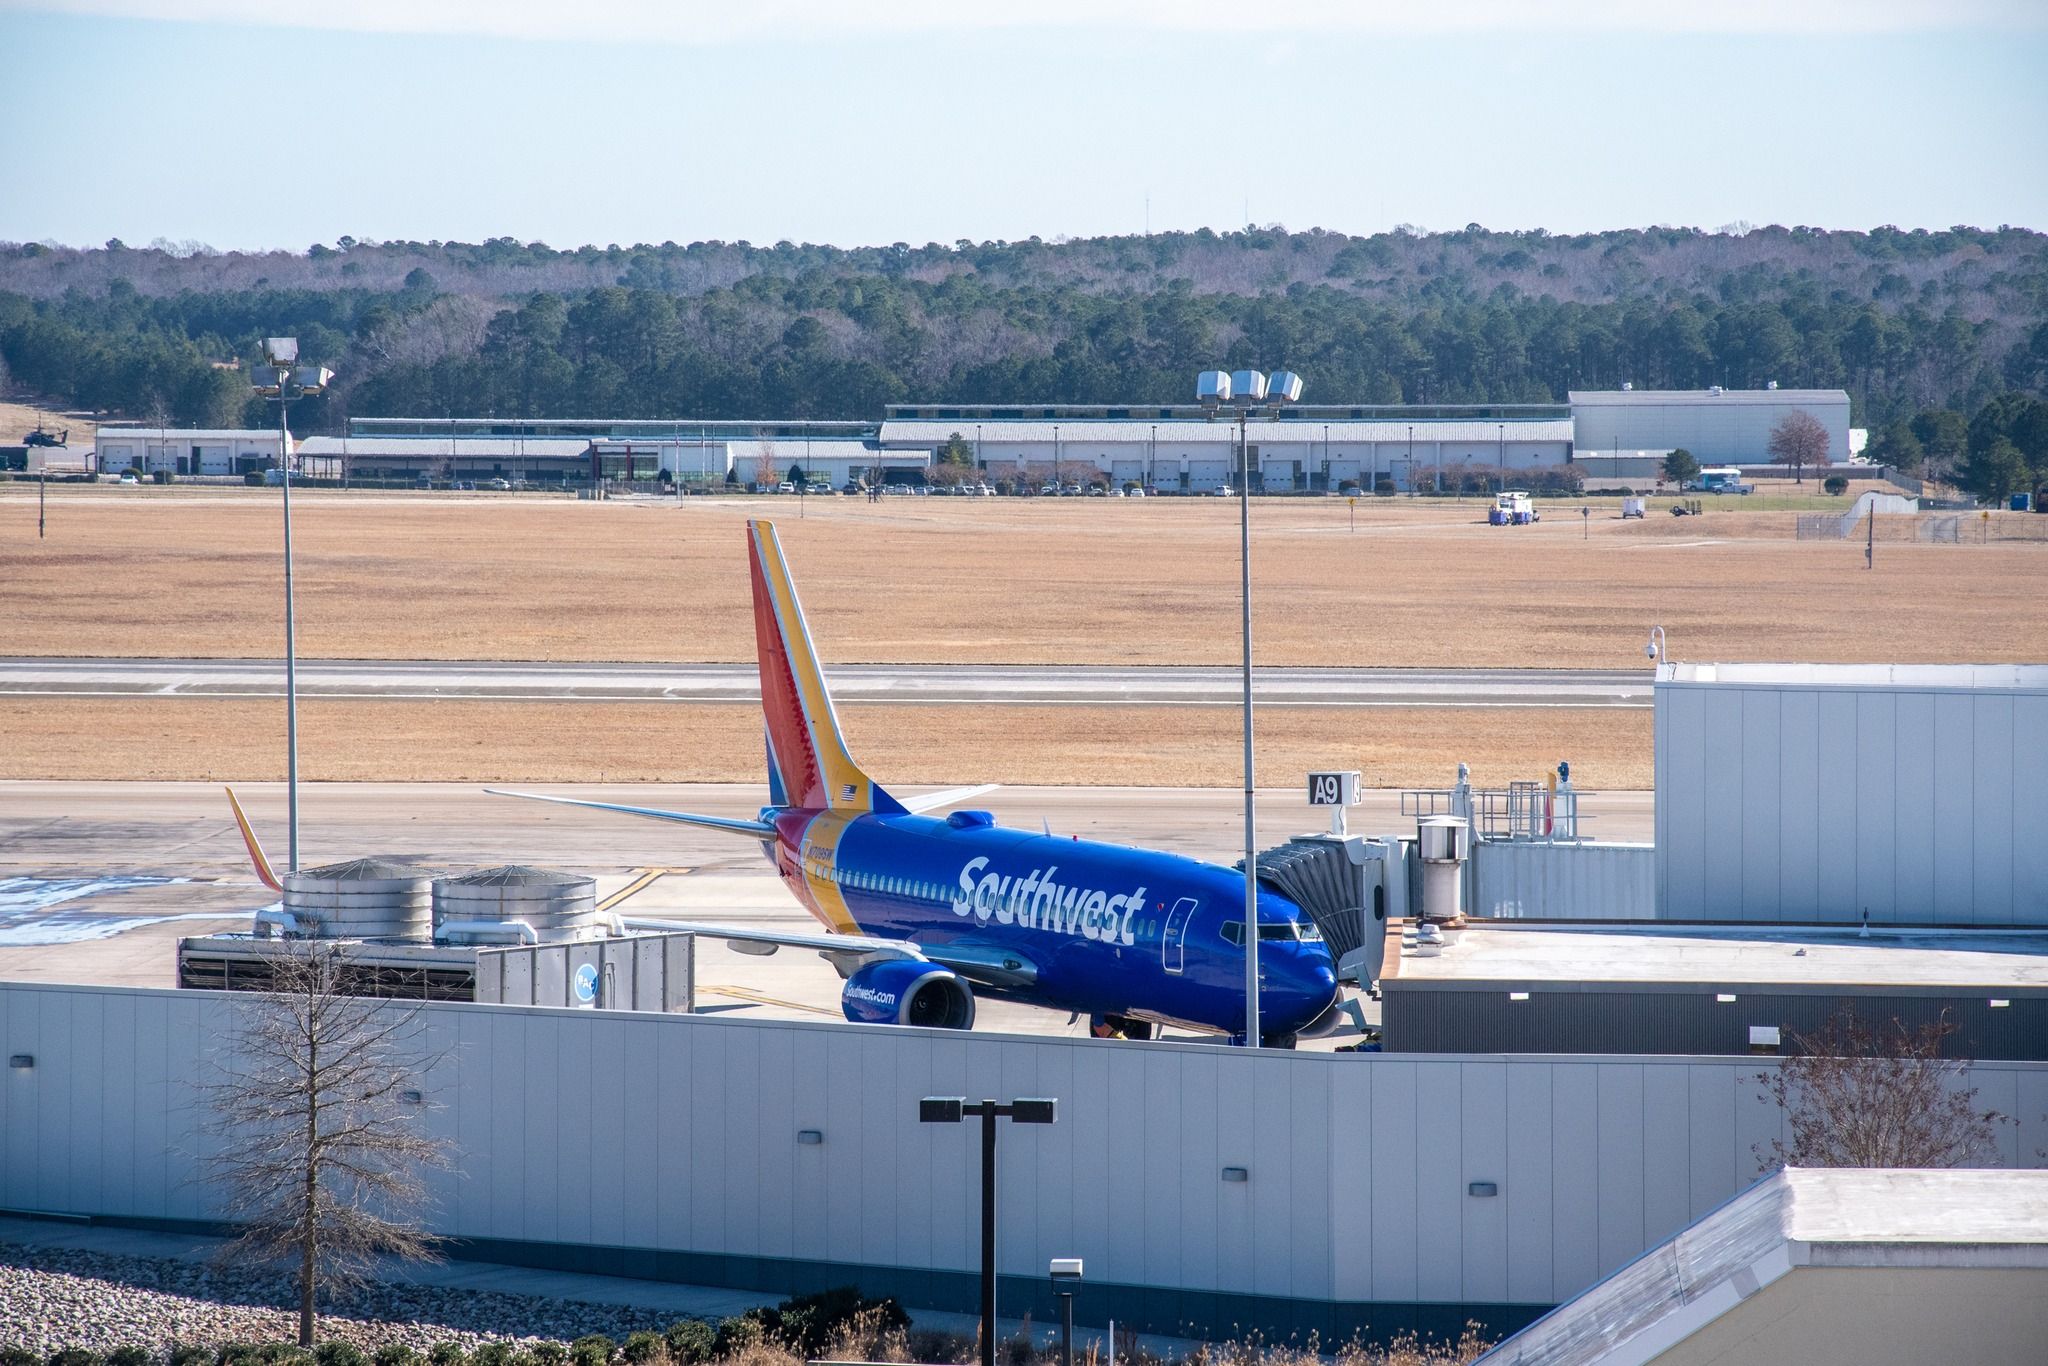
top-left (1243, 834), bottom-right (1398, 988)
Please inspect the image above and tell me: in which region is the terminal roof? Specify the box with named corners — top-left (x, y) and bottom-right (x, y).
top-left (1393, 923), bottom-right (2048, 989)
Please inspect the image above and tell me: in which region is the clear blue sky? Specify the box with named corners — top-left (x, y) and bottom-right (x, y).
top-left (4, 2), bottom-right (2044, 251)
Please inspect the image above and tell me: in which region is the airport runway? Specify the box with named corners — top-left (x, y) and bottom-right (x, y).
top-left (0, 657), bottom-right (1653, 708)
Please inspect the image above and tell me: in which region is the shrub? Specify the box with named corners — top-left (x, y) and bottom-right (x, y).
top-left (151, 469), bottom-right (174, 484)
top-left (374, 1350), bottom-right (421, 1366)
top-left (618, 1335), bottom-right (664, 1366)
top-left (427, 1347), bottom-right (468, 1366)
top-left (711, 1318), bottom-right (762, 1358)
top-left (84, 471), bottom-right (99, 482)
top-left (216, 1348), bottom-right (262, 1366)
top-left (255, 1350), bottom-right (310, 1366)
top-left (662, 1321), bottom-right (715, 1366)
top-left (527, 1349), bottom-right (565, 1366)
top-left (47, 1352), bottom-right (99, 1366)
top-left (108, 1352), bottom-right (152, 1366)
top-left (1824, 474), bottom-right (1849, 495)
top-left (568, 1339), bottom-right (614, 1366)
top-left (1373, 477), bottom-right (1396, 496)
top-left (244, 470), bottom-right (266, 485)
top-left (316, 1346), bottom-right (366, 1366)
top-left (171, 1350), bottom-right (211, 1366)
top-left (2, 1350), bottom-right (39, 1366)
top-left (766, 1288), bottom-right (911, 1358)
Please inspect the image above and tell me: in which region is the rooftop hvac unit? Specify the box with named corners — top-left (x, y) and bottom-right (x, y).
top-left (280, 858), bottom-right (435, 940)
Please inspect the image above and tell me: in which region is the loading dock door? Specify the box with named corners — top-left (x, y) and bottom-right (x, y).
top-left (1186, 459), bottom-right (1231, 490)
top-left (1162, 897), bottom-right (1197, 973)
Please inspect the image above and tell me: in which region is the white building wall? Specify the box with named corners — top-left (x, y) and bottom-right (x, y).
top-left (1655, 668), bottom-right (2048, 923)
top-left (1571, 391), bottom-right (1852, 467)
top-left (4, 983), bottom-right (2045, 1318)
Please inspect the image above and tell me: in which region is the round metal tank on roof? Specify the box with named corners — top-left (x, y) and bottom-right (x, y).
top-left (433, 864), bottom-right (598, 945)
top-left (282, 858), bottom-right (436, 940)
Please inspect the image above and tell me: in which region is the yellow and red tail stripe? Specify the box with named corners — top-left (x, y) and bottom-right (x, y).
top-left (747, 520), bottom-right (901, 815)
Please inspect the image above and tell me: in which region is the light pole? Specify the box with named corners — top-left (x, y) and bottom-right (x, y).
top-left (1050, 1259), bottom-right (1082, 1366)
top-left (1197, 367), bottom-right (1300, 1046)
top-left (921, 1096), bottom-right (1058, 1366)
top-left (252, 339), bottom-right (333, 874)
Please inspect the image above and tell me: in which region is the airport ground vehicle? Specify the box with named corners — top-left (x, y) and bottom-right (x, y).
top-left (495, 520), bottom-right (1341, 1045)
top-left (1691, 467), bottom-right (1755, 495)
top-left (1490, 491), bottom-right (1538, 525)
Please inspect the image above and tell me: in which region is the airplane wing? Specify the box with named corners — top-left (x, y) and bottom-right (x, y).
top-left (486, 789), bottom-right (777, 841)
top-left (614, 918), bottom-right (1040, 990)
top-left (897, 783), bottom-right (1000, 816)
top-left (225, 785), bottom-right (283, 892)
top-left (923, 941), bottom-right (1040, 989)
top-left (616, 917), bottom-right (926, 963)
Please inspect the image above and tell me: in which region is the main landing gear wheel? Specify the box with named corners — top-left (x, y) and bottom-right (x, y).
top-left (1091, 1014), bottom-right (1154, 1040)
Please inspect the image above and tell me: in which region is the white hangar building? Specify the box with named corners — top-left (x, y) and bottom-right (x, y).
top-left (878, 413), bottom-right (1575, 493)
top-left (1570, 387), bottom-right (1852, 467)
top-left (94, 427), bottom-right (287, 476)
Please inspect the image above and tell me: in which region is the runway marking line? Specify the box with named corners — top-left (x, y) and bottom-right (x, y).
top-left (699, 984), bottom-right (839, 1017)
top-left (597, 866), bottom-right (689, 912)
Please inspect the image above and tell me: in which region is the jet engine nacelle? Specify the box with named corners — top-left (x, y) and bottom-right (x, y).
top-left (841, 959), bottom-right (976, 1029)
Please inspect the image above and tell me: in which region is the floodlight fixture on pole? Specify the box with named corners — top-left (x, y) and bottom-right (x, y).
top-left (921, 1096), bottom-right (1059, 1366)
top-left (1194, 364), bottom-right (1302, 1049)
top-left (252, 337), bottom-right (332, 875)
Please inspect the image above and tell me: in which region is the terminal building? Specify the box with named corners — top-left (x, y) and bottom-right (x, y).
top-left (85, 387), bottom-right (1853, 492)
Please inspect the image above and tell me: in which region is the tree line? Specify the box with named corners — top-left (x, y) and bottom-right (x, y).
top-left (1, 227), bottom-right (2042, 494)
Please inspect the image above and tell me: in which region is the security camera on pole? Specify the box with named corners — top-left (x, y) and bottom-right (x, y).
top-left (251, 339), bottom-right (333, 874)
top-left (1196, 366), bottom-right (1302, 1046)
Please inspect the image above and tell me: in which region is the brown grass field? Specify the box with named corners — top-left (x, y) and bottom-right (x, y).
top-left (2, 490), bottom-right (2043, 667)
top-left (0, 698), bottom-right (1654, 790)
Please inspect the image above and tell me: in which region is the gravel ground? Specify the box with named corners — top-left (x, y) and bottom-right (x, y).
top-left (0, 1241), bottom-right (690, 1354)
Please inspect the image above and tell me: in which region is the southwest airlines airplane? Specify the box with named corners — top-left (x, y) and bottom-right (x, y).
top-left (493, 520), bottom-right (1342, 1046)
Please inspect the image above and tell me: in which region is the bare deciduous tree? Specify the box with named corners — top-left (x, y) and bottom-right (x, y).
top-left (1755, 1006), bottom-right (2008, 1172)
top-left (750, 442), bottom-right (780, 490)
top-left (203, 942), bottom-right (452, 1346)
top-left (1768, 409), bottom-right (1832, 485)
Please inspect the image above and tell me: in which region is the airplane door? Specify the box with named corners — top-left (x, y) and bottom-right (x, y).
top-left (1161, 897), bottom-right (1198, 974)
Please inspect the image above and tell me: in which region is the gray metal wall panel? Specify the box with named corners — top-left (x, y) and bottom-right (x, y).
top-left (1460, 1062), bottom-right (1509, 1304)
top-left (1855, 691), bottom-right (1898, 921)
top-left (1413, 1063), bottom-right (1463, 1300)
top-left (7, 984), bottom-right (2047, 1323)
top-left (1328, 1052), bottom-right (1374, 1302)
top-left (1700, 689), bottom-right (1745, 917)
top-left (1738, 691), bottom-right (1781, 920)
top-left (1659, 679), bottom-right (2045, 924)
top-left (1502, 1063), bottom-right (1553, 1305)
top-left (1973, 695), bottom-right (2015, 921)
top-left (1472, 843), bottom-right (1655, 921)
top-left (1547, 1064), bottom-right (1601, 1298)
top-left (1368, 1060), bottom-right (1420, 1301)
top-left (2017, 696), bottom-right (2048, 924)
top-left (1776, 689), bottom-right (1821, 917)
top-left (1893, 692), bottom-right (1938, 919)
top-left (1640, 1066), bottom-right (1692, 1247)
top-left (1594, 1067), bottom-right (1646, 1275)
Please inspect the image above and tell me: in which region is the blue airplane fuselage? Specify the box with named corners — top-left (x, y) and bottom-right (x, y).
top-left (771, 806), bottom-right (1341, 1039)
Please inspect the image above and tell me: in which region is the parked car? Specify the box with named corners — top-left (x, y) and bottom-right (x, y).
top-left (842, 481), bottom-right (864, 495)
top-left (776, 481), bottom-right (796, 494)
top-left (485, 477), bottom-right (511, 491)
top-left (1211, 485), bottom-right (1235, 497)
top-left (118, 470), bottom-right (140, 484)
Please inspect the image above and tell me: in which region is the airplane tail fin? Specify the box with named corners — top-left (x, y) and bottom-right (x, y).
top-left (748, 519), bottom-right (903, 814)
top-left (225, 785), bottom-right (283, 892)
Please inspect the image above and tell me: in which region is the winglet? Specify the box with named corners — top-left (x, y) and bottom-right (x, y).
top-left (225, 785), bottom-right (283, 892)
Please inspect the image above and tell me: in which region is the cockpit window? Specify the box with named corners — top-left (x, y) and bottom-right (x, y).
top-left (1222, 920), bottom-right (1317, 946)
